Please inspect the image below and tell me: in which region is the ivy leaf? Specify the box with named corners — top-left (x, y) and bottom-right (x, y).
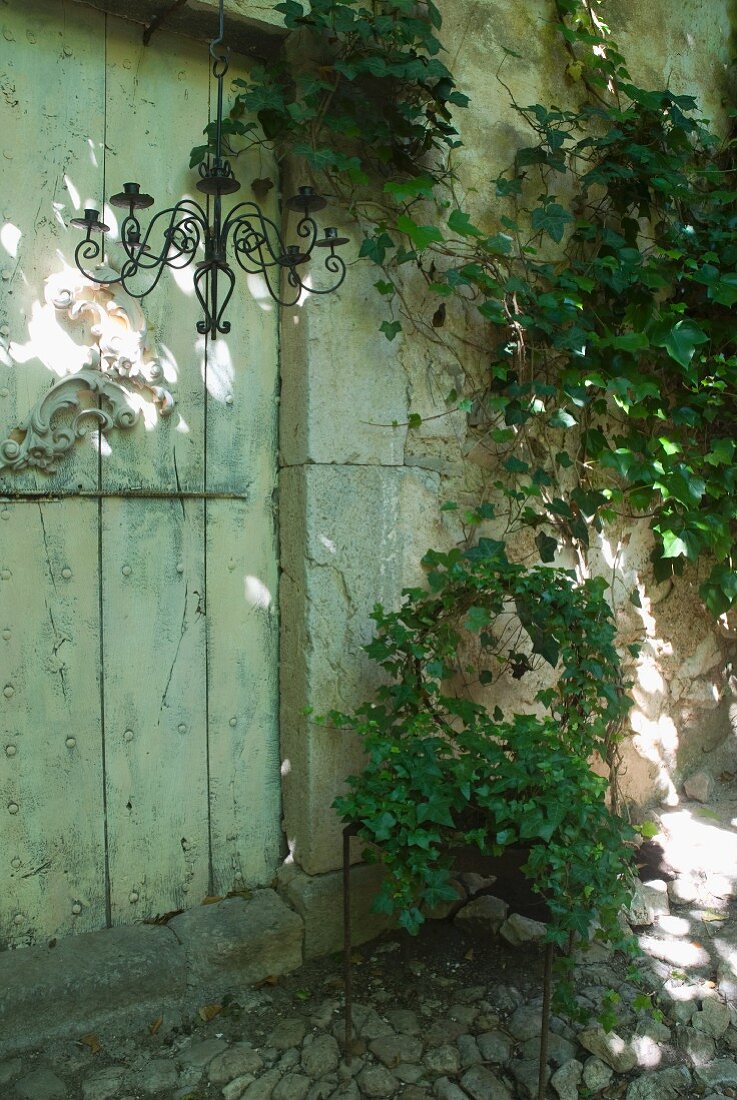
top-left (535, 532), bottom-right (558, 562)
top-left (504, 457), bottom-right (529, 474)
top-left (482, 234), bottom-right (513, 255)
top-left (396, 215), bottom-right (444, 250)
top-left (359, 233), bottom-right (395, 264)
top-left (660, 529), bottom-right (699, 559)
top-left (384, 177), bottom-right (435, 202)
top-left (531, 202), bottom-right (572, 243)
top-left (189, 144), bottom-right (210, 168)
top-left (465, 606), bottom-right (492, 631)
top-left (607, 331), bottom-right (650, 352)
top-left (548, 408), bottom-right (577, 428)
top-left (370, 811), bottom-right (397, 841)
top-left (495, 175), bottom-right (523, 197)
top-left (448, 209), bottom-right (483, 237)
top-left (652, 319), bottom-right (708, 368)
top-left (380, 320), bottom-right (402, 341)
top-left (706, 438), bottom-right (735, 466)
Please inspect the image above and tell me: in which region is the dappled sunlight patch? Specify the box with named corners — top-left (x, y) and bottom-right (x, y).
top-left (1, 222), bottom-right (21, 258)
top-left (246, 272), bottom-right (276, 312)
top-left (638, 931), bottom-right (710, 969)
top-left (204, 337), bottom-right (234, 403)
top-left (658, 809), bottom-right (737, 879)
top-left (658, 914), bottom-right (692, 937)
top-left (244, 575), bottom-right (272, 611)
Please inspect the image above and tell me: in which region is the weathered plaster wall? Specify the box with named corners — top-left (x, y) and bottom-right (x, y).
top-left (278, 0), bottom-right (737, 877)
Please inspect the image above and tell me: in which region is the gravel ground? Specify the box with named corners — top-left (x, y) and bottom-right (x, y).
top-left (3, 788), bottom-right (737, 1100)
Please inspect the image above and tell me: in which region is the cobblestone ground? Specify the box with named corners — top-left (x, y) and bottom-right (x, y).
top-left (3, 786), bottom-right (737, 1100)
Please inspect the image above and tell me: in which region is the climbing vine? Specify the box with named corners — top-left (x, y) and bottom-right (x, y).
top-left (196, 0), bottom-right (737, 615)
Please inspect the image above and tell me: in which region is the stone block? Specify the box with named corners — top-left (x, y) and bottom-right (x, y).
top-left (169, 891), bottom-right (303, 996)
top-left (280, 464), bottom-right (445, 875)
top-left (579, 1027), bottom-right (637, 1073)
top-left (499, 913), bottom-right (547, 946)
top-left (280, 259), bottom-right (409, 467)
top-left (455, 895), bottom-right (509, 934)
top-left (684, 771), bottom-right (714, 804)
top-left (0, 924), bottom-right (184, 1058)
top-left (625, 1066), bottom-right (692, 1100)
top-left (278, 863), bottom-right (391, 959)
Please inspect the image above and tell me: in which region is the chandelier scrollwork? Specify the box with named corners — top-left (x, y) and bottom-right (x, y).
top-left (72, 0), bottom-right (348, 338)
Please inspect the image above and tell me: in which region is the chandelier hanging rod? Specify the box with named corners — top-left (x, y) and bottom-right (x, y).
top-left (73, 0), bottom-right (348, 339)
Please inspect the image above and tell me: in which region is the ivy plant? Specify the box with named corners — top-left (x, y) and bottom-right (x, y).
top-left (328, 539), bottom-right (639, 998)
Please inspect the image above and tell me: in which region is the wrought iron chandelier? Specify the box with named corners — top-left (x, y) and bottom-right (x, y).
top-left (72, 0), bottom-right (348, 338)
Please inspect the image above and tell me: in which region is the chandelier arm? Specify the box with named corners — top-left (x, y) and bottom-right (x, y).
top-left (295, 214), bottom-right (319, 254)
top-left (226, 216), bottom-right (285, 275)
top-left (261, 265), bottom-right (303, 308)
top-left (117, 255), bottom-right (170, 301)
top-left (74, 237), bottom-right (124, 286)
top-left (221, 203), bottom-right (283, 253)
top-left (226, 222), bottom-right (304, 305)
top-left (300, 251), bottom-right (347, 295)
top-left (120, 204), bottom-right (208, 273)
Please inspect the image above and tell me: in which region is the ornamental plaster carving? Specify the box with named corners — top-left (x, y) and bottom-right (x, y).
top-left (0, 273), bottom-right (175, 475)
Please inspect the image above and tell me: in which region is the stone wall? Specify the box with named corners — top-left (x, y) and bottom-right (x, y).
top-left (278, 0), bottom-right (737, 878)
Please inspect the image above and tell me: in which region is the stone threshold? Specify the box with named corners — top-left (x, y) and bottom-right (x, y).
top-left (0, 864), bottom-right (389, 1059)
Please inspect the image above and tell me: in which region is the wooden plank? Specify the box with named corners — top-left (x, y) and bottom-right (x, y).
top-left (0, 500), bottom-right (105, 947)
top-left (0, 0), bottom-right (105, 495)
top-left (204, 48), bottom-right (280, 889)
top-left (99, 17), bottom-right (208, 493)
top-left (102, 498), bottom-right (209, 922)
top-left (207, 498), bottom-right (280, 891)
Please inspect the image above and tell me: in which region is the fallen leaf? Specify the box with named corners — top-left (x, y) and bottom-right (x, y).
top-left (294, 989), bottom-right (310, 1001)
top-left (201, 895), bottom-right (223, 906)
top-left (150, 1016), bottom-right (163, 1036)
top-left (80, 1033), bottom-right (101, 1054)
top-left (198, 1003), bottom-right (223, 1022)
top-left (702, 911), bottom-right (727, 922)
top-left (143, 909), bottom-right (183, 925)
top-left (226, 888), bottom-right (253, 901)
top-left (254, 975), bottom-right (279, 989)
top-left (464, 948), bottom-right (475, 961)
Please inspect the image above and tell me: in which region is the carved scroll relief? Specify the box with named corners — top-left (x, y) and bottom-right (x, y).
top-left (0, 272), bottom-right (175, 475)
